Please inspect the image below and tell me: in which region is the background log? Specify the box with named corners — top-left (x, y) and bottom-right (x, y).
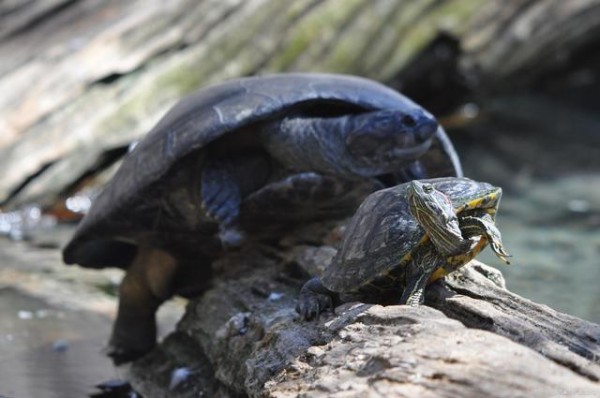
top-left (1, 0), bottom-right (599, 208)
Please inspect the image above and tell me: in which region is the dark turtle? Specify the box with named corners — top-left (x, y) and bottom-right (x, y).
top-left (62, 73), bottom-right (461, 363)
top-left (298, 177), bottom-right (511, 320)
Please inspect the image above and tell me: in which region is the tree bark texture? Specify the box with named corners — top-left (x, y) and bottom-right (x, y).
top-left (1, 0), bottom-right (599, 208)
top-left (127, 241), bottom-right (600, 397)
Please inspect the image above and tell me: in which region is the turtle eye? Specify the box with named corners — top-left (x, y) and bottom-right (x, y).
top-left (423, 184), bottom-right (434, 193)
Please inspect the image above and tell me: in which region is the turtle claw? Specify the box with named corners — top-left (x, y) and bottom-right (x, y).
top-left (490, 239), bottom-right (512, 265)
top-left (297, 277), bottom-right (335, 321)
top-left (296, 292), bottom-right (333, 321)
top-left (462, 214), bottom-right (512, 265)
top-left (484, 223), bottom-right (512, 264)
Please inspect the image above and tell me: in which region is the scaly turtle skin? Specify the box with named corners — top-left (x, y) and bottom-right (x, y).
top-left (62, 73), bottom-right (462, 363)
top-left (298, 177), bottom-right (511, 320)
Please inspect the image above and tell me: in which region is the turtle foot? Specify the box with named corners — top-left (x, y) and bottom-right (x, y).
top-left (107, 312), bottom-right (157, 365)
top-left (297, 277), bottom-right (335, 321)
top-left (490, 239), bottom-right (512, 265)
top-left (105, 342), bottom-right (154, 366)
top-left (297, 291), bottom-right (333, 321)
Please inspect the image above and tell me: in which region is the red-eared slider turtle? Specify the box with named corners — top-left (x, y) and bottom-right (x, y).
top-left (62, 73), bottom-right (461, 363)
top-left (298, 177), bottom-right (511, 320)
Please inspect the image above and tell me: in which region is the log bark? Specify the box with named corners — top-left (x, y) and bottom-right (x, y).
top-left (127, 242), bottom-right (600, 397)
top-left (1, 0), bottom-right (599, 208)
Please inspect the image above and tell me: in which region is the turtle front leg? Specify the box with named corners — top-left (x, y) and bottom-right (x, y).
top-left (201, 153), bottom-right (270, 247)
top-left (297, 277), bottom-right (338, 321)
top-left (399, 248), bottom-right (443, 306)
top-left (107, 247), bottom-right (178, 364)
top-left (243, 172), bottom-right (382, 224)
top-left (461, 213), bottom-right (512, 264)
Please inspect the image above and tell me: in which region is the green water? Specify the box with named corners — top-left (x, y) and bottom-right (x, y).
top-left (479, 175), bottom-right (600, 323)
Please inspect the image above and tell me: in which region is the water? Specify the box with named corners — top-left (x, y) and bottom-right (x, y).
top-left (0, 288), bottom-right (116, 398)
top-left (479, 175), bottom-right (600, 323)
top-left (454, 101), bottom-right (600, 324)
top-left (0, 239), bottom-right (183, 397)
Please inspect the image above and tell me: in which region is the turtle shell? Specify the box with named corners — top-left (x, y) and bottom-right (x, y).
top-left (63, 73), bottom-right (461, 267)
top-left (321, 177), bottom-right (501, 292)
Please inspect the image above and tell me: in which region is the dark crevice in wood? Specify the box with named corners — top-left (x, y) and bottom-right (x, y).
top-left (1, 160), bottom-right (57, 207)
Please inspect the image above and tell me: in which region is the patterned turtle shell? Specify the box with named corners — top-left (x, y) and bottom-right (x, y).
top-left (321, 177), bottom-right (502, 292)
top-left (64, 73), bottom-right (461, 267)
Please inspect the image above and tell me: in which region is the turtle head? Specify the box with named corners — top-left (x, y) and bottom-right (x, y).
top-left (344, 109), bottom-right (438, 176)
top-left (408, 181), bottom-right (466, 256)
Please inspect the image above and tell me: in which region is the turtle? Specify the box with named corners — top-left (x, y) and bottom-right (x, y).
top-left (62, 73), bottom-right (462, 363)
top-left (297, 177), bottom-right (511, 320)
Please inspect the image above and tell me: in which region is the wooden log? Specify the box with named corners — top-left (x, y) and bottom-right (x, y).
top-left (2, 0), bottom-right (600, 207)
top-left (127, 243), bottom-right (600, 397)
top-left (428, 262), bottom-right (600, 382)
top-left (1, 0), bottom-right (480, 204)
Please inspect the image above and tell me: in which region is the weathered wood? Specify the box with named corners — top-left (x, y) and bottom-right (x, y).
top-left (428, 263), bottom-right (600, 382)
top-left (265, 306), bottom-right (599, 398)
top-left (2, 0), bottom-right (599, 207)
top-left (127, 243), bottom-right (600, 397)
top-left (462, 0), bottom-right (600, 86)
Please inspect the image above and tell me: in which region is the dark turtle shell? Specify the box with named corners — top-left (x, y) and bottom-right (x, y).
top-left (321, 177), bottom-right (501, 292)
top-left (63, 73), bottom-right (461, 267)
